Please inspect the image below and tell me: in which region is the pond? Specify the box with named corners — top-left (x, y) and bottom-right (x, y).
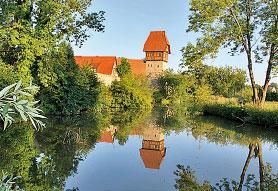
top-left (0, 108), bottom-right (277, 191)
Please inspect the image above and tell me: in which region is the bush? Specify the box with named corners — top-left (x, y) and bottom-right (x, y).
top-left (266, 92), bottom-right (278, 101)
top-left (204, 103), bottom-right (278, 127)
top-left (111, 74), bottom-right (153, 109)
top-left (236, 86), bottom-right (253, 103)
top-left (0, 60), bottom-right (18, 90)
top-left (156, 72), bottom-right (195, 105)
top-left (95, 83), bottom-right (113, 111)
top-left (156, 71), bottom-right (212, 114)
top-left (192, 84), bottom-right (213, 112)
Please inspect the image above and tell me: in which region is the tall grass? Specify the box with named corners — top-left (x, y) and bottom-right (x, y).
top-left (204, 98), bottom-right (278, 128)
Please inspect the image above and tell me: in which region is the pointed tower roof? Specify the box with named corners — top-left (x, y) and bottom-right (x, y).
top-left (140, 148), bottom-right (166, 169)
top-left (143, 31), bottom-right (171, 53)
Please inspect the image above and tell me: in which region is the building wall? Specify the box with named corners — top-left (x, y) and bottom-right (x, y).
top-left (97, 73), bottom-right (119, 86)
top-left (146, 61), bottom-right (168, 78)
top-left (97, 63), bottom-right (119, 86)
top-left (142, 125), bottom-right (164, 141)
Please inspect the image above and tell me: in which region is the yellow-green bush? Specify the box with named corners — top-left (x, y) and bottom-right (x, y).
top-left (0, 60), bottom-right (18, 90)
top-left (111, 74), bottom-right (153, 109)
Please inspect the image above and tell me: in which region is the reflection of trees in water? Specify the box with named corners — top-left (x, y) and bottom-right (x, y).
top-left (0, 110), bottom-right (152, 190)
top-left (32, 115), bottom-right (104, 190)
top-left (0, 124), bottom-right (38, 190)
top-left (158, 106), bottom-right (278, 148)
top-left (0, 113), bottom-right (108, 190)
top-left (174, 142), bottom-right (278, 191)
top-left (111, 108), bottom-right (152, 145)
top-left (155, 106), bottom-right (190, 134)
top-left (164, 109), bottom-right (278, 191)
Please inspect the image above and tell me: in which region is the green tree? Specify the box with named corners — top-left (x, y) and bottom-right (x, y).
top-left (206, 66), bottom-right (246, 97)
top-left (116, 58), bottom-right (131, 77)
top-left (156, 71), bottom-right (212, 113)
top-left (0, 0), bottom-right (105, 84)
top-left (156, 71), bottom-right (194, 105)
top-left (182, 0), bottom-right (277, 105)
top-left (182, 63), bottom-right (246, 97)
top-left (38, 44), bottom-right (100, 115)
top-left (111, 74), bottom-right (153, 109)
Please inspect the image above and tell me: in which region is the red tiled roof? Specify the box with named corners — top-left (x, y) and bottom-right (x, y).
top-left (97, 131), bottom-right (114, 143)
top-left (140, 148), bottom-right (166, 169)
top-left (117, 58), bottom-right (146, 76)
top-left (75, 56), bottom-right (117, 75)
top-left (143, 31), bottom-right (171, 53)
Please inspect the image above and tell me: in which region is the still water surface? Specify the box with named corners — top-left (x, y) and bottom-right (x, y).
top-left (1, 109), bottom-right (277, 190)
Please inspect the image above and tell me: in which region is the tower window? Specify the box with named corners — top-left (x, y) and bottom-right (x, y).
top-left (157, 65), bottom-right (159, 68)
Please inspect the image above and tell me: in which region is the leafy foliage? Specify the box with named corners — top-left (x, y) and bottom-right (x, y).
top-left (174, 164), bottom-right (278, 191)
top-left (37, 44), bottom-right (100, 115)
top-left (204, 103), bottom-right (278, 127)
top-left (0, 171), bottom-right (23, 191)
top-left (236, 86), bottom-right (254, 103)
top-left (0, 81), bottom-right (46, 130)
top-left (156, 71), bottom-right (212, 113)
top-left (116, 58), bottom-right (131, 77)
top-left (182, 0), bottom-right (278, 104)
top-left (95, 84), bottom-right (113, 111)
top-left (183, 62), bottom-right (247, 97)
top-left (0, 60), bottom-right (19, 90)
top-left (111, 74), bottom-right (153, 109)
top-left (266, 92), bottom-right (278, 101)
top-left (174, 165), bottom-right (212, 191)
top-left (0, 0), bottom-right (105, 85)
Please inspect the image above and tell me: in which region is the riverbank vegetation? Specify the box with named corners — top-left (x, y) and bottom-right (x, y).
top-left (183, 0), bottom-right (277, 105)
top-left (204, 103), bottom-right (278, 127)
top-left (1, 0), bottom-right (277, 130)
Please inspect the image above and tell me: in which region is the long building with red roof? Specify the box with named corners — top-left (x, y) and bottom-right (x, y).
top-left (75, 31), bottom-right (170, 85)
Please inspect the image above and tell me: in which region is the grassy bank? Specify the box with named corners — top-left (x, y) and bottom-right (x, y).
top-left (203, 102), bottom-right (278, 128)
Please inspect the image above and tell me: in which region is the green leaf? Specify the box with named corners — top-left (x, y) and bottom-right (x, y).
top-left (3, 104), bottom-right (10, 115)
top-left (0, 83), bottom-right (16, 98)
top-left (14, 80), bottom-right (22, 92)
top-left (17, 100), bottom-right (28, 105)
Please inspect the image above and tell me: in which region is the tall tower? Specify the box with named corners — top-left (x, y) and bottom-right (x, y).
top-left (143, 31), bottom-right (171, 78)
top-left (139, 124), bottom-right (166, 169)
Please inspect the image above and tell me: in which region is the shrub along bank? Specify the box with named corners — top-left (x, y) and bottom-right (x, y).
top-left (111, 74), bottom-right (153, 109)
top-left (203, 103), bottom-right (278, 128)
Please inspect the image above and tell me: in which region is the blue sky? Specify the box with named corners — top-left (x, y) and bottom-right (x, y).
top-left (73, 0), bottom-right (277, 85)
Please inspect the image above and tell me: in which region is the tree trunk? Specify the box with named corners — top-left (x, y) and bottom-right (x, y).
top-left (257, 143), bottom-right (265, 191)
top-left (247, 53), bottom-right (259, 104)
top-left (261, 47), bottom-right (274, 105)
top-left (260, 8), bottom-right (278, 105)
top-left (245, 0), bottom-right (260, 105)
top-left (238, 143), bottom-right (255, 191)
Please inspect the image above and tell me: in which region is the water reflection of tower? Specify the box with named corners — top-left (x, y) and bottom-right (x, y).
top-left (139, 123), bottom-right (166, 169)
